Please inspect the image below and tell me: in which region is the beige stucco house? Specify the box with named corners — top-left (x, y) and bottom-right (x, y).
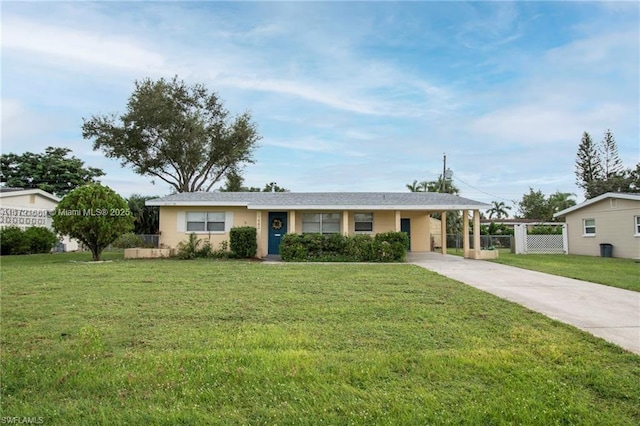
top-left (0, 188), bottom-right (79, 251)
top-left (146, 192), bottom-right (491, 259)
top-left (553, 192), bottom-right (640, 259)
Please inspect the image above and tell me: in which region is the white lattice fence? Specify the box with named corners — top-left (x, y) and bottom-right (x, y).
top-left (514, 223), bottom-right (568, 254)
top-left (526, 234), bottom-right (565, 254)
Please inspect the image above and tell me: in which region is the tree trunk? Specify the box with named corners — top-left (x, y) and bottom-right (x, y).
top-left (90, 246), bottom-right (101, 261)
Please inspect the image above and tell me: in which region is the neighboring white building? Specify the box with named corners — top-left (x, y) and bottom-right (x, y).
top-left (553, 192), bottom-right (640, 259)
top-left (0, 188), bottom-right (79, 251)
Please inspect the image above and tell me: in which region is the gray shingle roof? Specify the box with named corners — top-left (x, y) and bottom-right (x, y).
top-left (147, 192), bottom-right (490, 210)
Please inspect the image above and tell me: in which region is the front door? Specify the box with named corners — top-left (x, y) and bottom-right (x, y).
top-left (400, 218), bottom-right (411, 251)
top-left (268, 212), bottom-right (288, 255)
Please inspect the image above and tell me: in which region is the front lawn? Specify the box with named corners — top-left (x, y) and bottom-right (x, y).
top-left (489, 251), bottom-right (640, 292)
top-left (1, 253), bottom-right (639, 424)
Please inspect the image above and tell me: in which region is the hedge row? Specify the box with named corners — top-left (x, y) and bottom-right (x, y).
top-left (0, 226), bottom-right (59, 255)
top-left (280, 232), bottom-right (409, 262)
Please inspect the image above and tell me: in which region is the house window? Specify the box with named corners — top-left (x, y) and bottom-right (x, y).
top-left (635, 216), bottom-right (640, 236)
top-left (583, 219), bottom-right (596, 236)
top-left (354, 213), bottom-right (373, 233)
top-left (186, 212), bottom-right (225, 232)
top-left (302, 213), bottom-right (341, 234)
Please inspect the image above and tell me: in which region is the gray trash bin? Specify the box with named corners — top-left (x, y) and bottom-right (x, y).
top-left (599, 243), bottom-right (613, 258)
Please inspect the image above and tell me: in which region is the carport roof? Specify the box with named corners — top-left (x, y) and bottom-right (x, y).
top-left (146, 192), bottom-right (490, 211)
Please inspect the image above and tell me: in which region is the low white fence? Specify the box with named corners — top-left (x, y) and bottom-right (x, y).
top-left (514, 224), bottom-right (568, 254)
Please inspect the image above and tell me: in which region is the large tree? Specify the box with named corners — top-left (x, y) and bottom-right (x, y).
top-left (82, 76), bottom-right (260, 193)
top-left (127, 194), bottom-right (159, 235)
top-left (52, 184), bottom-right (134, 261)
top-left (517, 188), bottom-right (576, 222)
top-left (575, 132), bottom-right (602, 198)
top-left (219, 169), bottom-right (288, 192)
top-left (575, 129), bottom-right (637, 198)
top-left (0, 146), bottom-right (104, 197)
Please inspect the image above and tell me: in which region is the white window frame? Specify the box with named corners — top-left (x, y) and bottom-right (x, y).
top-left (582, 218), bottom-right (596, 237)
top-left (301, 213), bottom-right (341, 234)
top-left (186, 212), bottom-right (226, 233)
top-left (354, 212), bottom-right (373, 233)
top-left (634, 216), bottom-right (640, 236)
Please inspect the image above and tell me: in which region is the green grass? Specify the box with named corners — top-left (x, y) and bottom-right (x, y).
top-left (447, 248), bottom-right (640, 292)
top-left (490, 251), bottom-right (640, 292)
top-left (1, 253), bottom-right (639, 424)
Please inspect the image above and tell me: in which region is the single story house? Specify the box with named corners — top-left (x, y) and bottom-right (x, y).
top-left (146, 192), bottom-right (491, 259)
top-left (553, 192), bottom-right (640, 259)
top-left (0, 188), bottom-right (79, 251)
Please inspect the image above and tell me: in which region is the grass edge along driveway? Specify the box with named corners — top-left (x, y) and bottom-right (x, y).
top-left (1, 254), bottom-right (639, 424)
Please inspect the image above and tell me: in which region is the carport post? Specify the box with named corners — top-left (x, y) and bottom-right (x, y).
top-left (440, 211), bottom-right (447, 254)
top-left (473, 209), bottom-right (481, 259)
top-left (462, 209), bottom-right (469, 257)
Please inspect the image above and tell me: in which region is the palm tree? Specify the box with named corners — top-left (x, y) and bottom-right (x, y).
top-left (406, 180), bottom-right (427, 192)
top-left (487, 201), bottom-right (511, 220)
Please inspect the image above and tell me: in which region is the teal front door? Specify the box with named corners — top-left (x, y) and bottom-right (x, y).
top-left (268, 212), bottom-right (288, 255)
top-left (400, 218), bottom-right (411, 251)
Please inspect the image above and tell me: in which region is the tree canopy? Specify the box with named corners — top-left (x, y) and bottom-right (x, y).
top-left (219, 169), bottom-right (288, 192)
top-left (52, 184), bottom-right (134, 261)
top-left (517, 188), bottom-right (576, 222)
top-left (575, 129), bottom-right (638, 198)
top-left (0, 147), bottom-right (104, 197)
top-left (82, 76), bottom-right (260, 193)
top-left (487, 201), bottom-right (512, 219)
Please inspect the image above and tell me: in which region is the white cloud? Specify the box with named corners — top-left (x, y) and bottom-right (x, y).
top-left (2, 18), bottom-right (166, 74)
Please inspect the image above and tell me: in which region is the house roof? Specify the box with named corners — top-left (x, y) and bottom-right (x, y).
top-left (553, 192), bottom-right (640, 218)
top-left (0, 188), bottom-right (60, 203)
top-left (146, 192), bottom-right (491, 211)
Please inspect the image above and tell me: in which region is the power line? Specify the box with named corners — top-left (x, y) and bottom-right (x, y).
top-left (452, 175), bottom-right (519, 205)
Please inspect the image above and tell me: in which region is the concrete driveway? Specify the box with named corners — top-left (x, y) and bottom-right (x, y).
top-left (407, 252), bottom-right (640, 354)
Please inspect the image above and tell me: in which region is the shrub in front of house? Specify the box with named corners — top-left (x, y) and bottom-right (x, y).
top-left (175, 233), bottom-right (231, 260)
top-left (113, 232), bottom-right (147, 249)
top-left (230, 227), bottom-right (257, 258)
top-left (280, 232), bottom-right (408, 262)
top-left (0, 226), bottom-right (58, 255)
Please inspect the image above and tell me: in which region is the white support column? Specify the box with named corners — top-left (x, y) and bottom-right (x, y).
top-left (289, 210), bottom-right (296, 234)
top-left (342, 211), bottom-right (349, 235)
top-left (256, 210), bottom-right (263, 257)
top-left (425, 214), bottom-right (432, 251)
top-left (463, 209), bottom-right (469, 258)
top-left (441, 211), bottom-right (447, 255)
top-left (473, 209), bottom-right (481, 259)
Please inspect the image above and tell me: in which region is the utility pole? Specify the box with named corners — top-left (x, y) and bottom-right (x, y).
top-left (441, 153), bottom-right (446, 193)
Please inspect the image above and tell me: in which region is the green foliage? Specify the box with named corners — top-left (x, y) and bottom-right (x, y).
top-left (575, 130), bottom-right (638, 198)
top-left (83, 76), bottom-right (260, 193)
top-left (127, 194), bottom-right (159, 234)
top-left (0, 226), bottom-right (58, 255)
top-left (517, 188), bottom-right (576, 221)
top-left (487, 201), bottom-right (512, 219)
top-left (52, 184), bottom-right (134, 261)
top-left (0, 146), bottom-right (104, 197)
top-left (480, 222), bottom-right (514, 236)
top-left (280, 232), bottom-right (408, 262)
top-left (229, 227), bottom-right (257, 258)
top-left (0, 226), bottom-right (30, 255)
top-left (528, 225), bottom-right (563, 235)
top-left (112, 233), bottom-right (147, 249)
top-left (176, 233), bottom-right (230, 260)
top-left (219, 169), bottom-right (288, 192)
top-left (23, 226), bottom-right (58, 253)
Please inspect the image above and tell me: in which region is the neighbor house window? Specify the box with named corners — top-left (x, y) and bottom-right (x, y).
top-left (583, 219), bottom-right (596, 236)
top-left (186, 212), bottom-right (225, 232)
top-left (635, 216), bottom-right (640, 236)
top-left (302, 213), bottom-right (341, 234)
top-left (354, 213), bottom-right (373, 233)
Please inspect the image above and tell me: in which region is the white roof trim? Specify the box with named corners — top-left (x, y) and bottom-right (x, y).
top-left (146, 200), bottom-right (491, 210)
top-left (0, 188), bottom-right (60, 203)
top-left (553, 192), bottom-right (640, 218)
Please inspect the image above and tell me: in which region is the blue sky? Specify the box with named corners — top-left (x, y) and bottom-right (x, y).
top-left (2, 1), bottom-right (638, 210)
